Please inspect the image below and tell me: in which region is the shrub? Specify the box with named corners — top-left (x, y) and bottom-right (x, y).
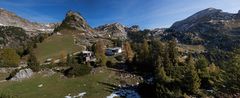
top-left (64, 64), bottom-right (91, 77)
top-left (27, 53), bottom-right (40, 72)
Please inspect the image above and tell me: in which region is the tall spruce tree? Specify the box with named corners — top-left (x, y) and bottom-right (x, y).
top-left (224, 49), bottom-right (240, 92)
top-left (168, 40), bottom-right (178, 66)
top-left (185, 55), bottom-right (201, 93)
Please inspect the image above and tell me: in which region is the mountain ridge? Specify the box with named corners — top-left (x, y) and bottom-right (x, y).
top-left (0, 8), bottom-right (54, 34)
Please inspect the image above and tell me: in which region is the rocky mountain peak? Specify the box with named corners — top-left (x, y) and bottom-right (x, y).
top-left (95, 23), bottom-right (127, 39)
top-left (55, 10), bottom-right (93, 33)
top-left (0, 8), bottom-right (52, 34)
top-left (170, 8), bottom-right (236, 32)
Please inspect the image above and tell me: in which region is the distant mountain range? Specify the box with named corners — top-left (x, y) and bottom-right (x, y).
top-left (0, 8), bottom-right (55, 35)
top-left (168, 8), bottom-right (240, 51)
top-left (1, 7), bottom-right (240, 51)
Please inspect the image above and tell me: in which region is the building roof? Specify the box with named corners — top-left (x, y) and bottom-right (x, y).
top-left (82, 51), bottom-right (92, 54)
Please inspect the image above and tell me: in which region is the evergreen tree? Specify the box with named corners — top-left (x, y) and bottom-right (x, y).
top-left (185, 55), bottom-right (201, 93)
top-left (163, 46), bottom-right (172, 72)
top-left (139, 39), bottom-right (150, 63)
top-left (196, 55), bottom-right (209, 70)
top-left (151, 40), bottom-right (164, 66)
top-left (224, 49), bottom-right (240, 92)
top-left (168, 40), bottom-right (178, 66)
top-left (66, 54), bottom-right (75, 66)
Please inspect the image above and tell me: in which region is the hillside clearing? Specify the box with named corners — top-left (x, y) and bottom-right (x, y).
top-left (34, 33), bottom-right (84, 63)
top-left (0, 68), bottom-right (140, 98)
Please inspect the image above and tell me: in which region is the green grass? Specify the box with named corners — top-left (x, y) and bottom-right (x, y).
top-left (0, 68), bottom-right (138, 98)
top-left (178, 44), bottom-right (206, 53)
top-left (34, 33), bottom-right (83, 63)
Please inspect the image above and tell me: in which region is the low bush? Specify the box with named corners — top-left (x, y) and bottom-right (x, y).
top-left (64, 64), bottom-right (91, 77)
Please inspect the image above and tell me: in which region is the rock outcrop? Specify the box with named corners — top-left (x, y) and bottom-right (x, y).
top-left (10, 68), bottom-right (33, 81)
top-left (55, 11), bottom-right (93, 33)
top-left (95, 23), bottom-right (127, 39)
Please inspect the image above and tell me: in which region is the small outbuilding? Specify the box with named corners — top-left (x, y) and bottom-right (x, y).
top-left (105, 47), bottom-right (122, 56)
top-left (80, 51), bottom-right (96, 62)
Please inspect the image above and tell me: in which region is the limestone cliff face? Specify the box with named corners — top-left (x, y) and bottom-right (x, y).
top-left (55, 11), bottom-right (93, 33)
top-left (95, 23), bottom-right (127, 39)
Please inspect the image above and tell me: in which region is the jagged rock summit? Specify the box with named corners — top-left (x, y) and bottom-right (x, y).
top-left (55, 10), bottom-right (93, 33)
top-left (95, 23), bottom-right (127, 39)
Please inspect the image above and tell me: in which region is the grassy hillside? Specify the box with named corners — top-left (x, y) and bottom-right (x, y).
top-left (0, 68), bottom-right (139, 98)
top-left (34, 33), bottom-right (84, 63)
top-left (177, 44), bottom-right (206, 53)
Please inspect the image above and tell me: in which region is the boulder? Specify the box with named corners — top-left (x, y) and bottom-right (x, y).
top-left (10, 68), bottom-right (33, 81)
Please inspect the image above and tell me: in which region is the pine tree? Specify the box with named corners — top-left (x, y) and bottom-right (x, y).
top-left (163, 47), bottom-right (172, 70)
top-left (168, 40), bottom-right (178, 66)
top-left (151, 40), bottom-right (164, 66)
top-left (155, 66), bottom-right (172, 98)
top-left (224, 49), bottom-right (240, 92)
top-left (196, 55), bottom-right (209, 70)
top-left (139, 39), bottom-right (150, 63)
top-left (66, 54), bottom-right (74, 66)
top-left (185, 55), bottom-right (201, 93)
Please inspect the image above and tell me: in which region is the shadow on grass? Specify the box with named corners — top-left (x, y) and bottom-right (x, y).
top-left (97, 82), bottom-right (120, 93)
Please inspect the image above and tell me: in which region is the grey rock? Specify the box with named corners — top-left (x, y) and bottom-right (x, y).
top-left (95, 23), bottom-right (127, 39)
top-left (10, 68), bottom-right (33, 81)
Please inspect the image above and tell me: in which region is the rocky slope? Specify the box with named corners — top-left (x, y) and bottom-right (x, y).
top-left (0, 8), bottom-right (53, 34)
top-left (0, 26), bottom-right (30, 48)
top-left (54, 11), bottom-right (97, 46)
top-left (171, 8), bottom-right (240, 33)
top-left (169, 8), bottom-right (240, 51)
top-left (95, 23), bottom-right (127, 39)
top-left (55, 11), bottom-right (94, 33)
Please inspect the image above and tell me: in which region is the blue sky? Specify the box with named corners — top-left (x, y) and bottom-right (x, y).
top-left (0, 0), bottom-right (240, 29)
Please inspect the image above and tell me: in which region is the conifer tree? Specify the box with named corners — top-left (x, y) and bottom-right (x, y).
top-left (224, 49), bottom-right (240, 92)
top-left (168, 40), bottom-right (178, 66)
top-left (185, 55), bottom-right (201, 93)
top-left (139, 39), bottom-right (150, 63)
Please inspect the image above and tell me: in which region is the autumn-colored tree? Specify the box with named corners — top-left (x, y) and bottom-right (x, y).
top-left (0, 48), bottom-right (20, 67)
top-left (123, 41), bottom-right (134, 62)
top-left (60, 50), bottom-right (67, 63)
top-left (95, 40), bottom-right (106, 66)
